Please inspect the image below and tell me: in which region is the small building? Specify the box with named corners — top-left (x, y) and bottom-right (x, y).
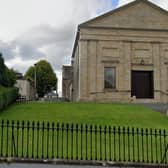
top-left (62, 66), bottom-right (73, 101)
top-left (69, 0), bottom-right (168, 103)
top-left (15, 73), bottom-right (35, 100)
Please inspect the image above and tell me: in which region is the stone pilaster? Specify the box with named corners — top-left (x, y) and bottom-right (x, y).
top-left (88, 41), bottom-right (97, 100)
top-left (96, 42), bottom-right (104, 93)
top-left (152, 42), bottom-right (161, 101)
top-left (79, 40), bottom-right (88, 100)
top-left (123, 41), bottom-right (132, 94)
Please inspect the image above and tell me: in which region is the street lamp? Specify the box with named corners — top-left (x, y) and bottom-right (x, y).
top-left (34, 63), bottom-right (37, 100)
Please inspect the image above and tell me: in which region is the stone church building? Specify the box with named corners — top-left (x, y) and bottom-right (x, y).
top-left (64, 0), bottom-right (168, 103)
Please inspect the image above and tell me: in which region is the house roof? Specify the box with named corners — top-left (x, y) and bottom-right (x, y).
top-left (72, 0), bottom-right (168, 58)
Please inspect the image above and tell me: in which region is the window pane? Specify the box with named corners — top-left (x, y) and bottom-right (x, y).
top-left (104, 67), bottom-right (116, 89)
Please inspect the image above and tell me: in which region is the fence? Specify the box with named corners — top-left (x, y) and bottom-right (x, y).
top-left (0, 120), bottom-right (168, 164)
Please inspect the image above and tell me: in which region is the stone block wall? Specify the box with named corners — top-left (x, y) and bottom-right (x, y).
top-left (73, 28), bottom-right (168, 103)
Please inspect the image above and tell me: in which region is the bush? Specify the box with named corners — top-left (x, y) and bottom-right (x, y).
top-left (0, 87), bottom-right (18, 111)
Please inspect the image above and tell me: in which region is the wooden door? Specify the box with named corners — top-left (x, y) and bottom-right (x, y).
top-left (131, 71), bottom-right (154, 99)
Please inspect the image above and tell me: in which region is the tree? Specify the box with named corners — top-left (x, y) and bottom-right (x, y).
top-left (0, 53), bottom-right (16, 87)
top-left (25, 60), bottom-right (57, 97)
top-left (6, 68), bottom-right (16, 87)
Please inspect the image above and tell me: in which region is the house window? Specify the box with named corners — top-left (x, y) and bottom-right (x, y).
top-left (104, 67), bottom-right (116, 89)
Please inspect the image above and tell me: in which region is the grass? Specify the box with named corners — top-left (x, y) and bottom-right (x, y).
top-left (0, 102), bottom-right (168, 163)
top-left (0, 86), bottom-right (11, 92)
top-left (0, 102), bottom-right (168, 129)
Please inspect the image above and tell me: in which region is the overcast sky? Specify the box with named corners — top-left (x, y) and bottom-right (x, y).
top-left (2, 0), bottom-right (168, 95)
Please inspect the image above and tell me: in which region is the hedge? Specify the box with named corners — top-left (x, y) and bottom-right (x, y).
top-left (0, 87), bottom-right (18, 111)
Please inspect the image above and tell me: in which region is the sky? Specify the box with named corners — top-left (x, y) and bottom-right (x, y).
top-left (2, 0), bottom-right (168, 95)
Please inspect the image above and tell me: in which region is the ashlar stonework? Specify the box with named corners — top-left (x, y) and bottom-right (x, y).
top-left (66, 0), bottom-right (168, 103)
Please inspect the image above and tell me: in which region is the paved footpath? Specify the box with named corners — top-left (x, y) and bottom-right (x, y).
top-left (0, 164), bottom-right (134, 168)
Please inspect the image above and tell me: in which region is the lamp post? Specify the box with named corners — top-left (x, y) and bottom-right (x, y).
top-left (34, 63), bottom-right (37, 100)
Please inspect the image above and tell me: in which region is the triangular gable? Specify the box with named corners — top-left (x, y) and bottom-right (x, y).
top-left (79, 0), bottom-right (168, 30)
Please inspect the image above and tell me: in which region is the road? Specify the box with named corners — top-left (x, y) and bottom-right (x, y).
top-left (0, 164), bottom-right (131, 168)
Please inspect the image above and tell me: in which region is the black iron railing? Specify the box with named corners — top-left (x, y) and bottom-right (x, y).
top-left (0, 120), bottom-right (167, 164)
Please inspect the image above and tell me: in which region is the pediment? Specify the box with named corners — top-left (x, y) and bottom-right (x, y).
top-left (80, 0), bottom-right (168, 30)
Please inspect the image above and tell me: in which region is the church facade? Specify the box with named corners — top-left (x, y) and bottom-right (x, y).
top-left (69, 0), bottom-right (168, 103)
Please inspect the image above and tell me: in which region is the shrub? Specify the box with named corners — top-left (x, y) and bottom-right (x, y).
top-left (0, 87), bottom-right (18, 111)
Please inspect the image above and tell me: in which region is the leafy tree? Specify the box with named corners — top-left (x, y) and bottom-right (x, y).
top-left (24, 66), bottom-right (34, 82)
top-left (25, 60), bottom-right (57, 97)
top-left (0, 53), bottom-right (6, 85)
top-left (6, 68), bottom-right (16, 87)
top-left (0, 53), bottom-right (16, 87)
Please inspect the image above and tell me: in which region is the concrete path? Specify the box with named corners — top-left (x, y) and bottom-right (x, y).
top-left (134, 103), bottom-right (168, 114)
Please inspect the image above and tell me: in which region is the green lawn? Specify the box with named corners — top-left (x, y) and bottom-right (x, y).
top-left (0, 102), bottom-right (168, 129)
top-left (0, 85), bottom-right (11, 92)
top-left (0, 102), bottom-right (168, 163)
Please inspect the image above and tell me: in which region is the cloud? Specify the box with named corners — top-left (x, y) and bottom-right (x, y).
top-left (0, 41), bottom-right (16, 60)
top-left (7, 23), bottom-right (75, 70)
top-left (5, 0), bottom-right (113, 68)
top-left (118, 0), bottom-right (134, 6)
top-left (15, 23), bottom-right (75, 47)
top-left (2, 0), bottom-right (113, 94)
top-left (0, 0), bottom-right (113, 41)
top-left (5, 57), bottom-right (36, 73)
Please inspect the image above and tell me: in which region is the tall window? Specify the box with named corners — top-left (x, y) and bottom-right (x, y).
top-left (104, 67), bottom-right (116, 89)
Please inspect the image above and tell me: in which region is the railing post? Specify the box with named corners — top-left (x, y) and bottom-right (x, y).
top-left (36, 121), bottom-right (40, 159)
top-left (51, 122), bottom-right (54, 159)
top-left (123, 127), bottom-right (126, 162)
top-left (159, 129), bottom-right (162, 163)
top-left (104, 125), bottom-right (107, 161)
top-left (80, 124), bottom-right (83, 160)
top-left (114, 126), bottom-right (116, 162)
top-left (66, 123), bottom-right (69, 160)
top-left (99, 125), bottom-right (102, 161)
top-left (127, 127), bottom-right (130, 162)
top-left (16, 121), bottom-right (19, 158)
top-left (0, 120), bottom-right (4, 157)
top-left (141, 128), bottom-right (144, 162)
top-left (155, 129), bottom-right (158, 163)
top-left (146, 128), bottom-right (149, 163)
top-left (95, 125), bottom-right (97, 161)
top-left (32, 121), bottom-right (35, 158)
top-left (57, 122), bottom-right (59, 159)
top-left (76, 124), bottom-right (78, 160)
top-left (42, 121), bottom-right (45, 159)
top-left (47, 122), bottom-right (50, 159)
top-left (132, 127), bottom-right (135, 162)
top-left (12, 120), bottom-right (17, 158)
top-left (71, 123), bottom-right (74, 160)
top-left (85, 124), bottom-right (88, 160)
top-left (90, 125), bottom-right (92, 160)
top-left (61, 123), bottom-right (64, 159)
top-left (137, 128), bottom-right (140, 162)
top-left (21, 121), bottom-right (24, 158)
top-left (118, 126), bottom-right (121, 162)
top-left (109, 126), bottom-right (112, 161)
top-left (150, 128), bottom-right (153, 163)
top-left (6, 120), bottom-right (9, 158)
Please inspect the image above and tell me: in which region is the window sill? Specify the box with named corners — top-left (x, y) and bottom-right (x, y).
top-left (104, 88), bottom-right (118, 92)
